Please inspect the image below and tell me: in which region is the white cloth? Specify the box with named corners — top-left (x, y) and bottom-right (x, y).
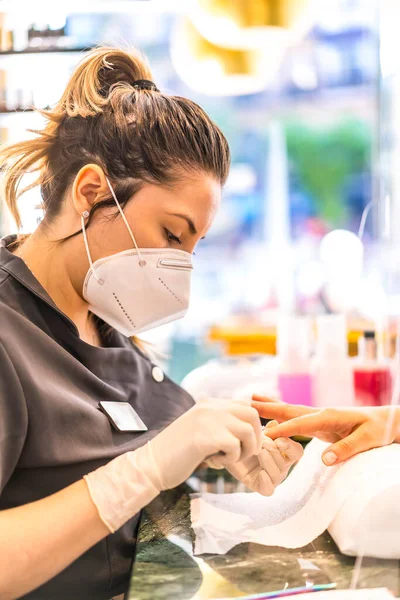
top-left (191, 439), bottom-right (400, 558)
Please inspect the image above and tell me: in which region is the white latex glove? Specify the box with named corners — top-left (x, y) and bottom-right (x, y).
top-left (221, 421), bottom-right (304, 496)
top-left (84, 398), bottom-right (262, 532)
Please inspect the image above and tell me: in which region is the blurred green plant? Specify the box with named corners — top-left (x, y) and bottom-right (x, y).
top-left (285, 119), bottom-right (372, 225)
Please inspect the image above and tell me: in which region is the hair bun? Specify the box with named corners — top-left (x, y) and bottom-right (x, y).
top-left (58, 47), bottom-right (154, 118)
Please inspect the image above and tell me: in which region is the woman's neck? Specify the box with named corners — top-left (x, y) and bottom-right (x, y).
top-left (16, 232), bottom-right (102, 347)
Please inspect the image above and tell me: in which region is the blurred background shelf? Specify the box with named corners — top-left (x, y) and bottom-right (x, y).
top-left (0, 107), bottom-right (35, 113)
top-left (208, 321), bottom-right (397, 357)
top-left (0, 46), bottom-right (91, 55)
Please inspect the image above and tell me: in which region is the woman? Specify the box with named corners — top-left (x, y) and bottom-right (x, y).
top-left (252, 394), bottom-right (400, 465)
top-left (0, 48), bottom-right (303, 599)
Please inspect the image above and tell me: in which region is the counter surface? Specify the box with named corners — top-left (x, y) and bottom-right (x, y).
top-left (128, 483), bottom-right (399, 599)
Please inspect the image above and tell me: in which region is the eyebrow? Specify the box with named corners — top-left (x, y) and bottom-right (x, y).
top-left (168, 212), bottom-right (200, 237)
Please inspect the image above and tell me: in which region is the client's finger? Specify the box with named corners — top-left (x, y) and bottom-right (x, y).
top-left (263, 413), bottom-right (329, 439)
top-left (322, 426), bottom-right (374, 466)
top-left (252, 394), bottom-right (282, 404)
top-left (252, 400), bottom-right (315, 422)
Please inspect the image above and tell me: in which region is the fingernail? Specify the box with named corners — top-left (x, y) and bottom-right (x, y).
top-left (323, 451), bottom-right (337, 466)
top-left (265, 420), bottom-right (278, 429)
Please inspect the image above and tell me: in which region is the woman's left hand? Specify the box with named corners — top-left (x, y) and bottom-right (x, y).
top-left (207, 421), bottom-right (304, 496)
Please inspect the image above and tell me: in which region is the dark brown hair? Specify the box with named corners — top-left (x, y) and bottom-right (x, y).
top-left (0, 46), bottom-right (230, 230)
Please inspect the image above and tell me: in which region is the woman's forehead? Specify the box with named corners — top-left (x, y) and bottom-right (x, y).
top-left (129, 176), bottom-right (221, 227)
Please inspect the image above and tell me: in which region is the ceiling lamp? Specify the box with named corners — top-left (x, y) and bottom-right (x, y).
top-left (187, 0), bottom-right (313, 50)
top-left (170, 17), bottom-right (286, 96)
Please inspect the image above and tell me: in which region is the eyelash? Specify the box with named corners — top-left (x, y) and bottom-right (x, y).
top-left (164, 228), bottom-right (182, 246)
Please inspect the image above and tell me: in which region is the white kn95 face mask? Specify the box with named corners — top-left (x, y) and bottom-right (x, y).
top-left (81, 177), bottom-right (193, 337)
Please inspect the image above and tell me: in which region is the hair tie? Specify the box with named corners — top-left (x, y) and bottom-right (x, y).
top-left (132, 79), bottom-right (159, 92)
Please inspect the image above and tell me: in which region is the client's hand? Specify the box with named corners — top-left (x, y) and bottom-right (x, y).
top-left (251, 394), bottom-right (400, 466)
top-left (207, 420), bottom-right (304, 496)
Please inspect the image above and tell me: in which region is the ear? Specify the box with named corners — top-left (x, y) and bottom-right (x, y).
top-left (71, 164), bottom-right (109, 217)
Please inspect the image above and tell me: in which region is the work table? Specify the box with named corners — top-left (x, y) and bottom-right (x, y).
top-left (128, 481), bottom-right (399, 599)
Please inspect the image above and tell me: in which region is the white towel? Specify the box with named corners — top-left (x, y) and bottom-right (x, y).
top-left (191, 439), bottom-right (400, 558)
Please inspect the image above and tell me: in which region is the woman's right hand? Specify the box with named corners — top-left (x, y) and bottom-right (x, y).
top-left (84, 398), bottom-right (263, 533)
top-left (148, 398), bottom-right (263, 490)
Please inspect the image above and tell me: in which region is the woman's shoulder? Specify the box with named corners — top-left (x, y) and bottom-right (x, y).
top-left (0, 269), bottom-right (31, 330)
top-left (0, 261), bottom-right (24, 306)
top-left (0, 263), bottom-right (11, 290)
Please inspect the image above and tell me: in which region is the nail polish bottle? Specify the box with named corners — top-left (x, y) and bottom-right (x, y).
top-left (353, 330), bottom-right (392, 406)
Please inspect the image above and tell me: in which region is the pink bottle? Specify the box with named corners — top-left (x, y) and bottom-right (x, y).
top-left (277, 316), bottom-right (313, 406)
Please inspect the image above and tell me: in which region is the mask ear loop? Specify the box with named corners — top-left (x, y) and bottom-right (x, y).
top-left (81, 212), bottom-right (104, 285)
top-left (105, 177), bottom-right (147, 267)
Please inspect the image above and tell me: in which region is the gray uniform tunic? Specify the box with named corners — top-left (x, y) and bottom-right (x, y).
top-left (0, 235), bottom-right (194, 599)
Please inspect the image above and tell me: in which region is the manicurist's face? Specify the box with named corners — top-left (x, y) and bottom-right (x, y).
top-left (92, 174), bottom-right (221, 259)
top-left (66, 166), bottom-right (222, 298)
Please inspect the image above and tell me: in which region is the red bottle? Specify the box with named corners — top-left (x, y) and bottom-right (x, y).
top-left (353, 331), bottom-right (392, 407)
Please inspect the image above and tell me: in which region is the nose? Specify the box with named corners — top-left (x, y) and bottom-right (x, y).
top-left (183, 239), bottom-right (200, 256)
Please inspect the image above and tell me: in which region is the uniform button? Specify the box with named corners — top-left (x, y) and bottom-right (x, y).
top-left (152, 366), bottom-right (164, 383)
